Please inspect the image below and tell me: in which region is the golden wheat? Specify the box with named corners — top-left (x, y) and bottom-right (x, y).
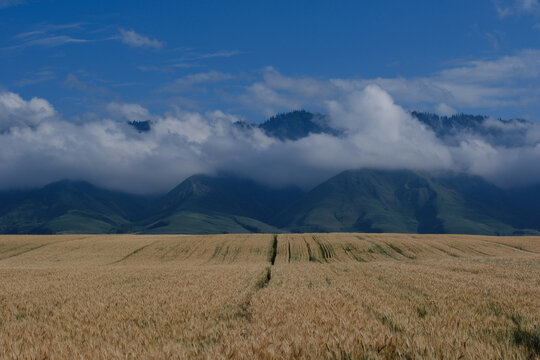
top-left (0, 233), bottom-right (539, 359)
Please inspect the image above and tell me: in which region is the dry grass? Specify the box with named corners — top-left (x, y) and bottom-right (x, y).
top-left (0, 233), bottom-right (539, 359)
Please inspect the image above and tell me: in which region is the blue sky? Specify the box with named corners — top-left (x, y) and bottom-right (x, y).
top-left (1, 0), bottom-right (540, 121)
top-left (2, 0), bottom-right (540, 193)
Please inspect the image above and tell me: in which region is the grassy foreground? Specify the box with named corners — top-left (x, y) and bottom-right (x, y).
top-left (0, 234), bottom-right (539, 359)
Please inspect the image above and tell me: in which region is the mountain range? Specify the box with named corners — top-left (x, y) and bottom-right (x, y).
top-left (2, 110), bottom-right (539, 235)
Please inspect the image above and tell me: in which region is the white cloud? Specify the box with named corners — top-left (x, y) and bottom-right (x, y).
top-left (107, 102), bottom-right (152, 122)
top-left (193, 50), bottom-right (240, 59)
top-left (6, 23), bottom-right (109, 51)
top-left (3, 52), bottom-right (540, 192)
top-left (176, 50), bottom-right (241, 61)
top-left (241, 67), bottom-right (336, 115)
top-left (119, 29), bottom-right (163, 49)
top-left (1, 85), bottom-right (540, 193)
top-left (241, 51), bottom-right (540, 117)
top-left (437, 49), bottom-right (540, 83)
top-left (25, 35), bottom-right (90, 47)
top-left (0, 92), bottom-right (56, 131)
top-left (436, 103), bottom-right (458, 117)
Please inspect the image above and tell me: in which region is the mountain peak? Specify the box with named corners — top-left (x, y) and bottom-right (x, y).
top-left (258, 110), bottom-right (339, 140)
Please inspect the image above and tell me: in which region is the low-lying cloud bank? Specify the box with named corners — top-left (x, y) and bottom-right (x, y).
top-left (1, 83), bottom-right (539, 193)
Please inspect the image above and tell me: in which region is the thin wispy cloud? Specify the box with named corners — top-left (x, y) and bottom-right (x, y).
top-left (26, 35), bottom-right (90, 47)
top-left (15, 71), bottom-right (56, 87)
top-left (171, 62), bottom-right (196, 68)
top-left (6, 23), bottom-right (109, 50)
top-left (137, 62), bottom-right (197, 73)
top-left (137, 65), bottom-right (175, 73)
top-left (162, 71), bottom-right (233, 92)
top-left (174, 50), bottom-right (241, 62)
top-left (13, 30), bottom-right (43, 39)
top-left (238, 50), bottom-right (540, 118)
top-left (195, 50), bottom-right (241, 59)
top-left (62, 74), bottom-right (111, 96)
top-left (3, 36), bottom-right (91, 51)
top-left (136, 51), bottom-right (238, 74)
top-left (437, 49), bottom-right (540, 83)
top-left (485, 31), bottom-right (504, 49)
top-left (521, 0), bottom-right (540, 11)
top-left (0, 0), bottom-right (25, 9)
top-left (119, 29), bottom-right (163, 49)
top-left (494, 0), bottom-right (540, 17)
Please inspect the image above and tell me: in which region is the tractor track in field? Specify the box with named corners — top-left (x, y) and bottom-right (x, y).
top-left (267, 234), bottom-right (279, 284)
top-left (261, 234), bottom-right (278, 288)
top-left (111, 240), bottom-right (160, 264)
top-left (0, 236), bottom-right (91, 261)
top-left (229, 234), bottom-right (278, 323)
top-left (270, 234), bottom-right (278, 266)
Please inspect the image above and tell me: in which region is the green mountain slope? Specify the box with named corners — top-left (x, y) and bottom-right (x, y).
top-left (271, 169), bottom-right (532, 235)
top-left (0, 181), bottom-right (151, 234)
top-left (140, 175), bottom-right (303, 234)
top-left (1, 171), bottom-right (539, 235)
top-left (142, 211), bottom-right (280, 234)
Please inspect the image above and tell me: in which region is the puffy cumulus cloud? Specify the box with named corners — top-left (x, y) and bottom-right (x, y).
top-left (0, 98), bottom-right (275, 192)
top-left (1, 86), bottom-right (540, 194)
top-left (451, 139), bottom-right (540, 187)
top-left (325, 86), bottom-right (453, 170)
top-left (0, 92), bottom-right (56, 131)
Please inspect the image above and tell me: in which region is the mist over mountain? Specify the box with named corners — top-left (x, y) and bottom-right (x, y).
top-left (254, 110), bottom-right (534, 147)
top-left (412, 112), bottom-right (534, 148)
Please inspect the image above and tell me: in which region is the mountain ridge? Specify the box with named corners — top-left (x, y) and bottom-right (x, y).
top-left (271, 169), bottom-right (525, 235)
top-left (1, 169), bottom-right (539, 235)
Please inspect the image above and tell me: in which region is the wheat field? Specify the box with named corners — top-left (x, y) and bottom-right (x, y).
top-left (0, 234), bottom-right (539, 359)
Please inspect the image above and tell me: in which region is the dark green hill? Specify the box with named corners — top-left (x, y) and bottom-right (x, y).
top-left (271, 169), bottom-right (536, 235)
top-left (1, 171), bottom-right (539, 235)
top-left (0, 181), bottom-right (152, 234)
top-left (139, 175), bottom-right (304, 234)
